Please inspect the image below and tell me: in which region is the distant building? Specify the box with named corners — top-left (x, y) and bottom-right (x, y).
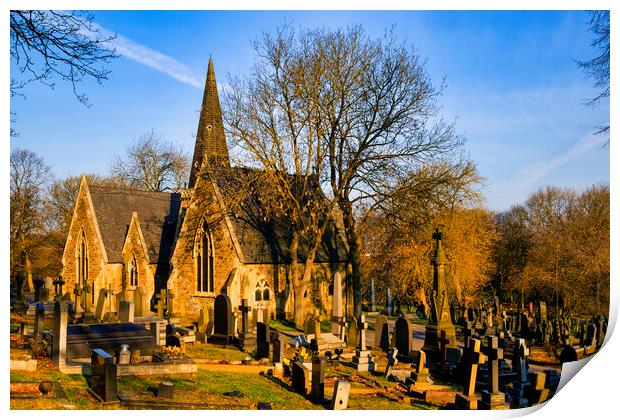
top-left (62, 59), bottom-right (348, 321)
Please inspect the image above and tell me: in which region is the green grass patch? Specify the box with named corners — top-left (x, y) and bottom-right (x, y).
top-left (185, 342), bottom-right (249, 361)
top-left (269, 319), bottom-right (302, 332)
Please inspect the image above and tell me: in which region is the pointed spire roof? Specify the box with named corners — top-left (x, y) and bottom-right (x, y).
top-left (189, 57), bottom-right (230, 188)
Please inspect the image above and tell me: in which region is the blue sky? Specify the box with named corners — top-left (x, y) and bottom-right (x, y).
top-left (9, 10), bottom-right (609, 211)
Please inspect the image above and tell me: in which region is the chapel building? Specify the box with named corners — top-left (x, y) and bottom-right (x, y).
top-left (61, 58), bottom-right (348, 322)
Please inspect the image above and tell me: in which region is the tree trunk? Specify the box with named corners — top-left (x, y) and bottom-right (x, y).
top-left (289, 231), bottom-right (305, 328)
top-left (340, 199), bottom-right (362, 318)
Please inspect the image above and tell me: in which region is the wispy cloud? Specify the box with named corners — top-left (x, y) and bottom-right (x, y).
top-left (86, 23), bottom-right (204, 89)
top-left (491, 133), bottom-right (607, 201)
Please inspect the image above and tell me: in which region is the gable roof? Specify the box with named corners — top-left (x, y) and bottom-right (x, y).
top-left (87, 185), bottom-right (180, 264)
top-left (210, 167), bottom-right (348, 264)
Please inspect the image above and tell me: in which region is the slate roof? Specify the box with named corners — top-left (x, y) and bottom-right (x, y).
top-left (88, 186), bottom-right (180, 264)
top-left (213, 167), bottom-right (349, 264)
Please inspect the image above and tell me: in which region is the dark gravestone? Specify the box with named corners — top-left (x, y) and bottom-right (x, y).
top-left (311, 357), bottom-right (326, 403)
top-left (374, 315), bottom-right (390, 351)
top-left (89, 348), bottom-right (118, 402)
top-left (256, 322), bottom-right (270, 359)
top-left (292, 362), bottom-right (311, 395)
top-left (271, 333), bottom-right (286, 363)
top-left (559, 344), bottom-right (578, 364)
top-left (394, 316), bottom-right (412, 358)
top-left (454, 338), bottom-right (485, 409)
top-left (33, 278), bottom-right (44, 302)
top-left (480, 336), bottom-right (509, 409)
top-left (66, 322), bottom-right (155, 359)
top-left (209, 294), bottom-right (234, 345)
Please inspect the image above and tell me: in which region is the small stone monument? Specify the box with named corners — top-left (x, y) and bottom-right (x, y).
top-left (346, 317), bottom-right (359, 348)
top-left (89, 348), bottom-right (118, 402)
top-left (394, 315), bottom-right (413, 358)
top-left (118, 344), bottom-right (131, 365)
top-left (406, 350), bottom-right (431, 391)
top-left (311, 357), bottom-right (326, 403)
top-left (256, 322), bottom-right (270, 359)
top-left (330, 380), bottom-right (351, 410)
top-left (352, 314), bottom-right (375, 371)
top-left (454, 338), bottom-right (486, 409)
top-left (119, 300), bottom-right (134, 323)
top-left (133, 286), bottom-right (145, 317)
top-left (479, 336), bottom-right (509, 409)
top-left (384, 347), bottom-right (399, 378)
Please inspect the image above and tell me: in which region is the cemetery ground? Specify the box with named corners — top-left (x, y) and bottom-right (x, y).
top-left (10, 307), bottom-right (568, 410)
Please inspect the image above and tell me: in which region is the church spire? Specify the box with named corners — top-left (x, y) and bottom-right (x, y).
top-left (189, 57), bottom-right (230, 188)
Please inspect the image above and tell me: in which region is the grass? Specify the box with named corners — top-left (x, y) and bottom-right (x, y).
top-left (269, 319), bottom-right (302, 332)
top-left (184, 342), bottom-right (250, 362)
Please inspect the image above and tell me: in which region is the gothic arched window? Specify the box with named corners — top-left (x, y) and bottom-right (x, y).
top-left (129, 254), bottom-right (138, 287)
top-left (196, 220), bottom-right (214, 293)
top-left (77, 229), bottom-right (89, 286)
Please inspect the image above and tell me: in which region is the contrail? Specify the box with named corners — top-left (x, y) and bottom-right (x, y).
top-left (85, 23), bottom-right (203, 89)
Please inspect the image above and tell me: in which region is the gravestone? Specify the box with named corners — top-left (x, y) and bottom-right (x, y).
top-left (292, 361), bottom-right (311, 395)
top-left (384, 348), bottom-right (399, 378)
top-left (311, 357), bottom-right (326, 403)
top-left (271, 332), bottom-right (285, 363)
top-left (479, 336), bottom-right (509, 409)
top-left (526, 372), bottom-right (550, 405)
top-left (304, 313), bottom-right (321, 340)
top-left (331, 272), bottom-right (343, 334)
top-left (33, 278), bottom-right (44, 302)
top-left (209, 294), bottom-right (234, 345)
top-left (394, 315), bottom-right (413, 358)
top-left (374, 315), bottom-right (390, 351)
top-left (256, 322), bottom-right (270, 359)
top-left (133, 286), bottom-right (144, 317)
top-left (53, 276), bottom-right (66, 298)
top-left (118, 344), bottom-right (131, 364)
top-left (237, 298), bottom-right (255, 350)
top-left (406, 350), bottom-right (431, 391)
top-left (454, 338), bottom-right (486, 409)
top-left (34, 303), bottom-right (45, 344)
top-left (95, 289), bottom-right (109, 321)
top-left (89, 348), bottom-right (118, 402)
top-left (422, 227), bottom-right (457, 362)
top-left (352, 314), bottom-right (375, 371)
top-left (119, 300), bottom-right (134, 323)
top-left (505, 338), bottom-right (530, 408)
top-left (52, 300), bottom-right (69, 367)
top-left (330, 380), bottom-right (351, 410)
top-left (346, 317), bottom-right (359, 348)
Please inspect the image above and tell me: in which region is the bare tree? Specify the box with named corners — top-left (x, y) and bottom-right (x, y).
top-left (10, 148), bottom-right (51, 275)
top-left (10, 10), bottom-right (118, 106)
top-left (312, 26), bottom-right (465, 316)
top-left (111, 131), bottom-right (190, 192)
top-left (577, 10), bottom-right (610, 135)
top-left (225, 26), bottom-right (334, 326)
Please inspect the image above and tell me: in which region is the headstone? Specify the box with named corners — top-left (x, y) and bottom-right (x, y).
top-left (394, 315), bottom-right (412, 358)
top-left (133, 286), bottom-right (144, 317)
top-left (369, 278), bottom-right (376, 312)
top-left (34, 302), bottom-right (45, 344)
top-left (479, 336), bottom-right (509, 409)
top-left (52, 300), bottom-right (69, 367)
top-left (385, 348), bottom-right (399, 377)
top-left (95, 289), bottom-right (108, 321)
top-left (89, 348), bottom-right (118, 402)
top-left (346, 317), bottom-right (359, 348)
top-left (291, 361), bottom-right (311, 395)
top-left (272, 332), bottom-right (285, 363)
top-left (256, 322), bottom-right (270, 359)
top-left (331, 272), bottom-right (343, 334)
top-left (209, 294), bottom-right (234, 345)
top-left (304, 313), bottom-right (321, 340)
top-left (374, 315), bottom-right (390, 351)
top-left (506, 338), bottom-right (530, 408)
top-left (237, 298), bottom-right (255, 350)
top-left (526, 372), bottom-right (549, 405)
top-left (311, 357), bottom-right (326, 403)
top-left (150, 321), bottom-right (163, 347)
top-left (406, 350), bottom-right (431, 391)
top-left (352, 314), bottom-right (375, 371)
top-left (330, 380), bottom-right (351, 410)
top-left (119, 300), bottom-right (134, 323)
top-left (33, 278), bottom-right (44, 302)
top-left (454, 338), bottom-right (485, 409)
